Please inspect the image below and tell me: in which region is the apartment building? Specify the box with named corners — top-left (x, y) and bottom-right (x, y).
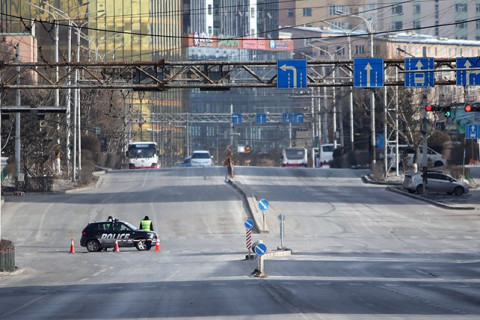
top-left (280, 0), bottom-right (480, 41)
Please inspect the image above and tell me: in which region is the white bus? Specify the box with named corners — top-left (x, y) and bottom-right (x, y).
top-left (127, 142), bottom-right (159, 169)
top-left (315, 143), bottom-right (341, 167)
top-left (281, 147), bottom-right (308, 167)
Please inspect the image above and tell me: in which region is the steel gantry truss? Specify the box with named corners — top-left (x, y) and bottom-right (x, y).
top-left (143, 112), bottom-right (312, 124)
top-left (0, 58), bottom-right (461, 90)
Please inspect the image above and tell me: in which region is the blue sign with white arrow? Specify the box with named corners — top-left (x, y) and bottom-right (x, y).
top-left (466, 124), bottom-right (480, 139)
top-left (354, 58), bottom-right (384, 88)
top-left (277, 60), bottom-right (307, 89)
top-left (232, 113), bottom-right (242, 124)
top-left (244, 219), bottom-right (254, 229)
top-left (256, 113), bottom-right (267, 124)
top-left (404, 57), bottom-right (435, 87)
top-left (254, 243), bottom-right (267, 255)
top-left (258, 199), bottom-right (269, 211)
top-left (456, 57), bottom-right (480, 86)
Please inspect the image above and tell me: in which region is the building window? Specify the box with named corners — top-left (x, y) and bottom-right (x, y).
top-left (392, 4), bottom-right (403, 14)
top-left (303, 8), bottom-right (312, 16)
top-left (413, 20), bottom-right (421, 29)
top-left (251, 7), bottom-right (255, 18)
top-left (336, 46), bottom-right (345, 56)
top-left (355, 45), bottom-right (365, 55)
top-left (477, 4), bottom-right (480, 12)
top-left (392, 21), bottom-right (403, 30)
top-left (456, 20), bottom-right (467, 29)
top-left (414, 4), bottom-right (421, 14)
top-left (287, 9), bottom-right (294, 17)
top-left (208, 4), bottom-right (212, 15)
top-left (208, 26), bottom-right (212, 34)
top-left (476, 20), bottom-right (480, 29)
top-left (456, 3), bottom-right (467, 12)
top-left (329, 5), bottom-right (349, 16)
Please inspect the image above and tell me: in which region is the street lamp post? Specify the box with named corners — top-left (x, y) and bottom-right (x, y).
top-left (320, 20), bottom-right (360, 151)
top-left (307, 44), bottom-right (344, 148)
top-left (337, 11), bottom-right (376, 164)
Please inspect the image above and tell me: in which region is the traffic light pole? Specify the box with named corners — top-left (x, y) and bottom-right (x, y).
top-left (422, 92), bottom-right (428, 196)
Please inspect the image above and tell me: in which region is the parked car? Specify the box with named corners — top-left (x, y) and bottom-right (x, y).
top-left (80, 219), bottom-right (158, 252)
top-left (387, 144), bottom-right (446, 168)
top-left (190, 150), bottom-right (212, 167)
top-left (402, 171), bottom-right (469, 195)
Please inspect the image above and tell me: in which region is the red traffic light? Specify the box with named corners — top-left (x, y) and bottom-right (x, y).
top-left (425, 104), bottom-right (433, 111)
top-left (465, 104), bottom-right (473, 112)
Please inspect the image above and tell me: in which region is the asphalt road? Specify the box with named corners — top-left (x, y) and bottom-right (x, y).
top-left (0, 166), bottom-right (479, 319)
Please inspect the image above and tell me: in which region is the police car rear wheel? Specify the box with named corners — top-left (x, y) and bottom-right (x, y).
top-left (86, 240), bottom-right (101, 252)
top-left (135, 240), bottom-right (147, 251)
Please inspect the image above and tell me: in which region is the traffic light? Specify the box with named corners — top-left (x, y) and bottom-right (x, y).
top-left (425, 104), bottom-right (441, 112)
top-left (244, 145), bottom-right (251, 153)
top-left (464, 103), bottom-right (480, 112)
top-left (425, 104), bottom-right (451, 117)
top-left (443, 106), bottom-right (451, 118)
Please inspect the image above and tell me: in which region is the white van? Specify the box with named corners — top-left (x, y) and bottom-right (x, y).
top-left (191, 150), bottom-right (212, 167)
top-left (315, 144), bottom-right (341, 167)
top-left (387, 144), bottom-right (446, 168)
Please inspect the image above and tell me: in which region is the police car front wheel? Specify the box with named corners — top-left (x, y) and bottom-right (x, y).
top-left (86, 239), bottom-right (101, 252)
top-left (135, 240), bottom-right (150, 251)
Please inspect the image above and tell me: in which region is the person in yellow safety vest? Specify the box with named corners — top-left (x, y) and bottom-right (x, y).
top-left (139, 216), bottom-right (154, 231)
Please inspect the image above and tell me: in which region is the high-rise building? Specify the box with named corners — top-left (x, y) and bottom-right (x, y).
top-left (183, 0), bottom-right (279, 38)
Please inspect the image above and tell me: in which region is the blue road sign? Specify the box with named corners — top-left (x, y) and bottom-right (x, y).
top-left (277, 60), bottom-right (307, 89)
top-left (244, 219), bottom-right (254, 229)
top-left (258, 199), bottom-right (269, 211)
top-left (456, 57), bottom-right (480, 86)
top-left (404, 57), bottom-right (435, 87)
top-left (254, 243), bottom-right (267, 255)
top-left (354, 58), bottom-right (384, 88)
top-left (282, 112), bottom-right (304, 124)
top-left (256, 113), bottom-right (267, 124)
top-left (295, 112), bottom-right (304, 123)
top-left (232, 113), bottom-right (242, 124)
top-left (466, 124), bottom-right (480, 139)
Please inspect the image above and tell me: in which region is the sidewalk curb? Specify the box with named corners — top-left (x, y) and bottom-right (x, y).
top-left (386, 186), bottom-right (476, 210)
top-left (361, 174), bottom-right (403, 186)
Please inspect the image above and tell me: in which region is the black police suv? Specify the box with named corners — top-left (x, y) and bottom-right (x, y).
top-left (80, 219), bottom-right (158, 252)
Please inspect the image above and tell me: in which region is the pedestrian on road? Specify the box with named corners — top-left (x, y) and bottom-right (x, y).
top-left (139, 215), bottom-right (154, 231)
top-left (223, 150), bottom-right (235, 181)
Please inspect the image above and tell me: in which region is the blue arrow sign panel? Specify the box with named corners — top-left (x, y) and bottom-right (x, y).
top-left (456, 57), bottom-right (480, 86)
top-left (256, 113), bottom-right (267, 124)
top-left (466, 124), bottom-right (480, 139)
top-left (404, 58), bottom-right (435, 87)
top-left (244, 219), bottom-right (254, 229)
top-left (232, 113), bottom-right (242, 124)
top-left (295, 112), bottom-right (304, 123)
top-left (353, 58), bottom-right (384, 88)
top-left (277, 60), bottom-right (307, 89)
top-left (254, 243), bottom-right (267, 255)
top-left (258, 199), bottom-right (269, 211)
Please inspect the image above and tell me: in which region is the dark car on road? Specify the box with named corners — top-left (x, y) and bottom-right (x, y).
top-left (80, 219), bottom-right (158, 252)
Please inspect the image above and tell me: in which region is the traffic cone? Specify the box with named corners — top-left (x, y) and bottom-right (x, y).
top-left (155, 237), bottom-right (161, 252)
top-left (69, 238), bottom-right (75, 254)
top-left (113, 239), bottom-right (120, 252)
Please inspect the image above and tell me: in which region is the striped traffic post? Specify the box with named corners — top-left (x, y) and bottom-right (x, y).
top-left (244, 219), bottom-right (254, 259)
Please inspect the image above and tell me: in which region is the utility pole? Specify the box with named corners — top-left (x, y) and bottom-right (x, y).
top-left (15, 44), bottom-right (21, 190)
